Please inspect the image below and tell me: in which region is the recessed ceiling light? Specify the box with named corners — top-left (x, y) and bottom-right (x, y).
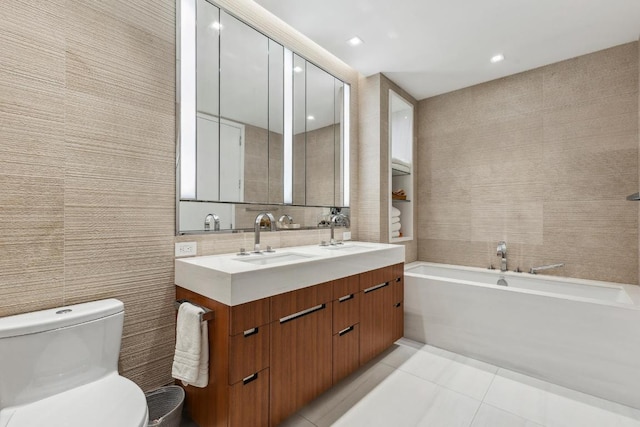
top-left (293, 66), bottom-right (303, 73)
top-left (307, 115), bottom-right (315, 120)
top-left (210, 21), bottom-right (223, 31)
top-left (347, 36), bottom-right (363, 47)
top-left (490, 54), bottom-right (505, 63)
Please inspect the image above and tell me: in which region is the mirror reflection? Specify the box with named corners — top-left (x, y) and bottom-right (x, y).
top-left (178, 0), bottom-right (350, 234)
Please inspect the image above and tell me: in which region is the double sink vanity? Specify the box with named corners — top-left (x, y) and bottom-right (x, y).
top-left (175, 241), bottom-right (405, 426)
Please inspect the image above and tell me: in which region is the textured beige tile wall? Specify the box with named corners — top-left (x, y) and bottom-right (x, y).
top-left (0, 0), bottom-right (359, 393)
top-left (0, 0), bottom-right (176, 392)
top-left (356, 74), bottom-right (418, 262)
top-left (243, 125), bottom-right (283, 203)
top-left (418, 42), bottom-right (639, 284)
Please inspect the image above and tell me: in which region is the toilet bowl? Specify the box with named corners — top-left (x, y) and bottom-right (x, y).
top-left (0, 299), bottom-right (148, 427)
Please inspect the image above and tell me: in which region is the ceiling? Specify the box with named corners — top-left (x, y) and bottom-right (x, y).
top-left (254, 0), bottom-right (640, 100)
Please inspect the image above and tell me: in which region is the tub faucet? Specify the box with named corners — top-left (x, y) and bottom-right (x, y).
top-left (530, 263), bottom-right (564, 274)
top-left (204, 213), bottom-right (220, 231)
top-left (330, 213), bottom-right (350, 245)
top-left (254, 212), bottom-right (276, 253)
top-left (496, 241), bottom-right (507, 272)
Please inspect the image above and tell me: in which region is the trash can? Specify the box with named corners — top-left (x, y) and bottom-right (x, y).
top-left (146, 385), bottom-right (185, 427)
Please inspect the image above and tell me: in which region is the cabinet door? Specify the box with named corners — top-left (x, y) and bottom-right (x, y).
top-left (270, 303), bottom-right (333, 426)
top-left (229, 368), bottom-right (269, 427)
top-left (333, 324), bottom-right (359, 383)
top-left (359, 281), bottom-right (393, 365)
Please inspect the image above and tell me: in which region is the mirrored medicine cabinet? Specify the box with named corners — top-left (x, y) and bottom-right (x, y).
top-left (177, 0), bottom-right (351, 234)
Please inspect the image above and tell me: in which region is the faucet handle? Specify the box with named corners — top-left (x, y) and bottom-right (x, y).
top-left (265, 245), bottom-right (275, 253)
top-left (237, 248), bottom-right (249, 256)
top-left (496, 241), bottom-right (507, 256)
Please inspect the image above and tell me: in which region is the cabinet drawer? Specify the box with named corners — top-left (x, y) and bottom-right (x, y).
top-left (230, 298), bottom-right (270, 336)
top-left (333, 324), bottom-right (360, 384)
top-left (270, 281), bottom-right (333, 322)
top-left (332, 274), bottom-right (360, 300)
top-left (392, 263), bottom-right (404, 285)
top-left (229, 324), bottom-right (270, 385)
top-left (333, 293), bottom-right (360, 334)
top-left (359, 265), bottom-right (396, 292)
top-left (229, 368), bottom-right (269, 427)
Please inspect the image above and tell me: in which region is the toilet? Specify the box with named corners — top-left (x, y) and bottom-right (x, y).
top-left (0, 299), bottom-right (148, 427)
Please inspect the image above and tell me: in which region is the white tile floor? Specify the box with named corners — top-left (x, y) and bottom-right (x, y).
top-left (280, 339), bottom-right (640, 427)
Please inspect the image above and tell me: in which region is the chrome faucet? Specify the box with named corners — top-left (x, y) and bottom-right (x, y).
top-left (254, 212), bottom-right (275, 253)
top-left (330, 213), bottom-right (351, 245)
top-left (278, 214), bottom-right (293, 226)
top-left (204, 213), bottom-right (220, 231)
top-left (496, 241), bottom-right (507, 272)
top-left (530, 263), bottom-right (564, 274)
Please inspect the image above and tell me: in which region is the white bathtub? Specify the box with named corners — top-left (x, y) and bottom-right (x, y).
top-left (404, 261), bottom-right (640, 409)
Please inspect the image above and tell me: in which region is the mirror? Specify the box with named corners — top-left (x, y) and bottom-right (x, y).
top-left (292, 57), bottom-right (345, 207)
top-left (177, 0), bottom-right (350, 234)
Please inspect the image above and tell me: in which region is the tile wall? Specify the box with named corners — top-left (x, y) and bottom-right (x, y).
top-left (418, 42), bottom-right (639, 284)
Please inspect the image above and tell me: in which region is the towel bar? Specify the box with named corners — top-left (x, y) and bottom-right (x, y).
top-left (174, 299), bottom-right (215, 322)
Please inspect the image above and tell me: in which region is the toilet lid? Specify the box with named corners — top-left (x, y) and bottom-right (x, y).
top-left (4, 374), bottom-right (148, 427)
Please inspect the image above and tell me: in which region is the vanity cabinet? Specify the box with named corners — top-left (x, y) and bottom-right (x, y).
top-left (360, 265), bottom-right (404, 365)
top-left (176, 263), bottom-right (403, 427)
top-left (269, 283), bottom-right (334, 426)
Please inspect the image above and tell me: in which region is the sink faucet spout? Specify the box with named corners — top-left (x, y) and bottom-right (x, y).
top-left (254, 212), bottom-right (276, 253)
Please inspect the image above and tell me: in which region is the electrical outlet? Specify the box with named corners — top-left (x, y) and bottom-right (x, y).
top-left (175, 242), bottom-right (197, 257)
top-left (343, 231), bottom-right (351, 241)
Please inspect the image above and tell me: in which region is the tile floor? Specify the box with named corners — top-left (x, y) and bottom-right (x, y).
top-left (181, 338), bottom-right (640, 426)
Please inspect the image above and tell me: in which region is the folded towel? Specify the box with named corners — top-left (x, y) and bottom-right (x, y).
top-left (172, 303), bottom-right (209, 388)
top-left (391, 230), bottom-right (400, 238)
top-left (391, 222), bottom-right (401, 232)
top-left (391, 207), bottom-right (401, 217)
top-left (391, 216), bottom-right (400, 224)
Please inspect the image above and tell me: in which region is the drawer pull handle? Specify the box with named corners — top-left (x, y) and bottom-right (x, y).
top-left (395, 277), bottom-right (402, 282)
top-left (243, 327), bottom-right (259, 337)
top-left (338, 325), bottom-right (355, 336)
top-left (364, 282), bottom-right (389, 293)
top-left (243, 372), bottom-right (258, 385)
top-left (338, 294), bottom-right (354, 302)
top-left (280, 304), bottom-right (326, 324)
top-left (394, 302), bottom-right (401, 308)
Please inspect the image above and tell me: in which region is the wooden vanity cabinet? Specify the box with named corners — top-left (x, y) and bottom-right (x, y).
top-left (269, 283), bottom-right (334, 426)
top-left (359, 264), bottom-right (404, 365)
top-left (175, 287), bottom-right (271, 427)
top-left (176, 263), bottom-right (403, 427)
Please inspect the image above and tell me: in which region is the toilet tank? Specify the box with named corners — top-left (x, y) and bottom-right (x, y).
top-left (0, 299), bottom-right (125, 410)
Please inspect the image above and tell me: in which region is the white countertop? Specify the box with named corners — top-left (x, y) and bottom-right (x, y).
top-left (175, 241), bottom-right (405, 306)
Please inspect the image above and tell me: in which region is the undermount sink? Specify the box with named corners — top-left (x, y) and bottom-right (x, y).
top-left (235, 252), bottom-right (315, 265)
top-left (322, 244), bottom-right (367, 252)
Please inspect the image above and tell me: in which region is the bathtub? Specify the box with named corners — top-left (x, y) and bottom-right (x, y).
top-left (404, 261), bottom-right (640, 409)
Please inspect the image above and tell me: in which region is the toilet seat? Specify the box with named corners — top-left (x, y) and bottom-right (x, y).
top-left (3, 373), bottom-right (148, 427)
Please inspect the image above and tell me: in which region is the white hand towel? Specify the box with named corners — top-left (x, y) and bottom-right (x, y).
top-left (391, 206), bottom-right (401, 217)
top-left (172, 303), bottom-right (209, 388)
top-left (391, 230), bottom-right (400, 238)
top-left (391, 222), bottom-right (401, 232)
top-left (391, 216), bottom-right (400, 224)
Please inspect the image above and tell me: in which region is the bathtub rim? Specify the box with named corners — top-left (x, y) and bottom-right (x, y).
top-left (405, 261), bottom-right (640, 311)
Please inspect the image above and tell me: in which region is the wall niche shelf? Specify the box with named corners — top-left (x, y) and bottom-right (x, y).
top-left (388, 90), bottom-right (414, 243)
